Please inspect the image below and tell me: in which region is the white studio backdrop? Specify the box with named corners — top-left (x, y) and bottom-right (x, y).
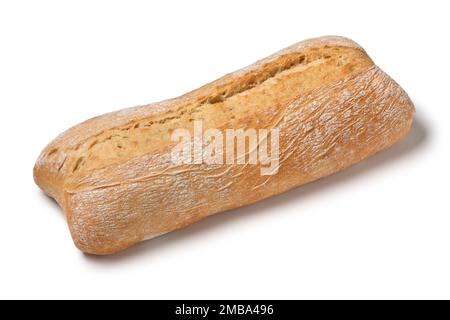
top-left (0, 0), bottom-right (448, 299)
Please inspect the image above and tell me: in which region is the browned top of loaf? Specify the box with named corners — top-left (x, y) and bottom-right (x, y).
top-left (35, 36), bottom-right (374, 195)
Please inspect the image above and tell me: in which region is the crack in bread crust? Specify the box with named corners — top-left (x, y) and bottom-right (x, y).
top-left (66, 46), bottom-right (372, 174)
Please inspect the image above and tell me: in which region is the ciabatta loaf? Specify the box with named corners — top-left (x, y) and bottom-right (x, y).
top-left (34, 36), bottom-right (415, 255)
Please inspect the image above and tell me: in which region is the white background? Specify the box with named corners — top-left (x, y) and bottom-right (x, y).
top-left (0, 0), bottom-right (449, 299)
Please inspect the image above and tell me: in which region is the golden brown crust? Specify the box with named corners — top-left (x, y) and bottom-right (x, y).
top-left (34, 36), bottom-right (415, 254)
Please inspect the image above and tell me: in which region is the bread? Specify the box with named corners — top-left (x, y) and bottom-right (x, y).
top-left (34, 36), bottom-right (415, 255)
